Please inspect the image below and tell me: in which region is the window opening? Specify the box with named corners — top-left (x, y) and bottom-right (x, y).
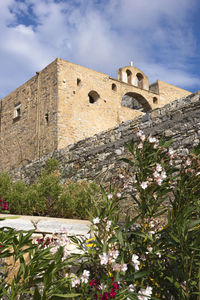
top-left (126, 69), bottom-right (132, 84)
top-left (153, 97), bottom-right (158, 104)
top-left (14, 103), bottom-right (21, 119)
top-left (112, 83), bottom-right (117, 91)
top-left (45, 113), bottom-right (49, 123)
top-left (77, 78), bottom-right (81, 86)
top-left (136, 73), bottom-right (144, 89)
top-left (88, 90), bottom-right (100, 104)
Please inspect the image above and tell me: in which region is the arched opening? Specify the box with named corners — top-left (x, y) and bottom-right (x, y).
top-left (136, 73), bottom-right (144, 89)
top-left (126, 69), bottom-right (132, 84)
top-left (112, 83), bottom-right (117, 91)
top-left (153, 97), bottom-right (158, 104)
top-left (88, 90), bottom-right (100, 104)
top-left (121, 92), bottom-right (151, 113)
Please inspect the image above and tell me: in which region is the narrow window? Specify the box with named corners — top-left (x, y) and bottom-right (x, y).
top-left (14, 103), bottom-right (21, 119)
top-left (126, 69), bottom-right (132, 84)
top-left (112, 83), bottom-right (117, 91)
top-left (45, 113), bottom-right (49, 123)
top-left (77, 78), bottom-right (81, 86)
top-left (136, 73), bottom-right (144, 89)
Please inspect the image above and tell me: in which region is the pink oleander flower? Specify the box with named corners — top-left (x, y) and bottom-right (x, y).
top-left (3, 202), bottom-right (8, 210)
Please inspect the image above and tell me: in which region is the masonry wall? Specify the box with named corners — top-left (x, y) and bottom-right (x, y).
top-left (11, 93), bottom-right (200, 187)
top-left (56, 59), bottom-right (161, 148)
top-left (0, 60), bottom-right (58, 171)
top-left (157, 80), bottom-right (191, 106)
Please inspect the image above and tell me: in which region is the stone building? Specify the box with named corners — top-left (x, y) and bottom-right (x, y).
top-left (0, 58), bottom-right (191, 171)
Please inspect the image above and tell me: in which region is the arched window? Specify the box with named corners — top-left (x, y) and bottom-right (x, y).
top-left (126, 69), bottom-right (132, 84)
top-left (112, 83), bottom-right (117, 91)
top-left (153, 97), bottom-right (158, 104)
top-left (88, 90), bottom-right (100, 103)
top-left (136, 73), bottom-right (144, 89)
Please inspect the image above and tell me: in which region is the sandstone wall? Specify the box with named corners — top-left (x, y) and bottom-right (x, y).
top-left (0, 60), bottom-right (58, 171)
top-left (157, 80), bottom-right (191, 106)
top-left (56, 59), bottom-right (159, 148)
top-left (11, 92), bottom-right (200, 184)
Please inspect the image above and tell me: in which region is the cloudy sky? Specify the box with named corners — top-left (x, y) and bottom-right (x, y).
top-left (0, 0), bottom-right (200, 99)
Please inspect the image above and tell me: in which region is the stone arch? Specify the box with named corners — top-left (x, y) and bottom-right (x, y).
top-left (136, 73), bottom-right (144, 89)
top-left (88, 90), bottom-right (100, 103)
top-left (121, 92), bottom-right (152, 113)
top-left (126, 69), bottom-right (132, 84)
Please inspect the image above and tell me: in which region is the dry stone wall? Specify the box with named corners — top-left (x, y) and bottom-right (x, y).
top-left (11, 92), bottom-right (200, 185)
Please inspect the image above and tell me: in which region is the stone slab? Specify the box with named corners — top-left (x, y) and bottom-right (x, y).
top-left (0, 219), bottom-right (35, 231)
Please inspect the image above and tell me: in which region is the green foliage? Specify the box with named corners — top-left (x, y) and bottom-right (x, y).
top-left (0, 159), bottom-right (101, 219)
top-left (1, 135), bottom-right (200, 299)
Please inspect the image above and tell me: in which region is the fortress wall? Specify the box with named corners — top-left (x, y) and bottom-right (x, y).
top-left (11, 92), bottom-right (200, 185)
top-left (0, 60), bottom-right (58, 171)
top-left (158, 80), bottom-right (191, 106)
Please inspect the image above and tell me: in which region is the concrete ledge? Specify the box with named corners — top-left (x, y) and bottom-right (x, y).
top-left (0, 214), bottom-right (91, 235)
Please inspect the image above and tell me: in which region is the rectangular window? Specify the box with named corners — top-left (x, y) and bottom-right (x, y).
top-left (13, 103), bottom-right (21, 119)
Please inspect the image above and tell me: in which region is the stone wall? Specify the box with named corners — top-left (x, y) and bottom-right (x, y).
top-left (0, 60), bottom-right (58, 171)
top-left (11, 92), bottom-right (200, 184)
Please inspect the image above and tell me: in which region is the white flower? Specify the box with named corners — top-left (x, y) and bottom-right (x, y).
top-left (156, 163), bottom-right (162, 172)
top-left (107, 193), bottom-right (113, 200)
top-left (141, 181), bottom-right (148, 189)
top-left (70, 274), bottom-right (81, 287)
top-left (116, 192), bottom-right (121, 198)
top-left (149, 230), bottom-right (155, 236)
top-left (128, 284), bottom-right (135, 293)
top-left (168, 148), bottom-right (174, 155)
top-left (136, 130), bottom-right (144, 138)
top-left (81, 270), bottom-right (90, 284)
top-left (138, 143), bottom-right (143, 149)
top-left (106, 220), bottom-right (112, 231)
top-left (93, 217), bottom-right (100, 224)
top-left (110, 249), bottom-right (119, 259)
top-left (148, 136), bottom-right (157, 143)
top-left (132, 254), bottom-right (140, 271)
top-left (186, 158), bottom-right (191, 166)
top-left (138, 286), bottom-right (153, 300)
top-left (153, 171), bottom-right (160, 179)
top-left (156, 178), bottom-right (163, 186)
top-left (121, 263), bottom-right (128, 272)
top-left (161, 171), bottom-right (167, 180)
top-left (156, 252), bottom-right (161, 258)
top-left (99, 253), bottom-right (109, 265)
top-left (119, 174), bottom-right (125, 179)
top-left (140, 134), bottom-right (146, 142)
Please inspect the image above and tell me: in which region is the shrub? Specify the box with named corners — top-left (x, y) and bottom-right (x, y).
top-left (1, 133), bottom-right (200, 299)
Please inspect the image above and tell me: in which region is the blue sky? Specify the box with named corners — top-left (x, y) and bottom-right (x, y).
top-left (0, 0), bottom-right (200, 99)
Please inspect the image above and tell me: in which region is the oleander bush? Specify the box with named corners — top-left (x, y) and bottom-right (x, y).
top-left (1, 131), bottom-right (200, 299)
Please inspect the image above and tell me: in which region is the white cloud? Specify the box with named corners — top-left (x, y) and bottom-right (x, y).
top-left (0, 0), bottom-right (199, 98)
